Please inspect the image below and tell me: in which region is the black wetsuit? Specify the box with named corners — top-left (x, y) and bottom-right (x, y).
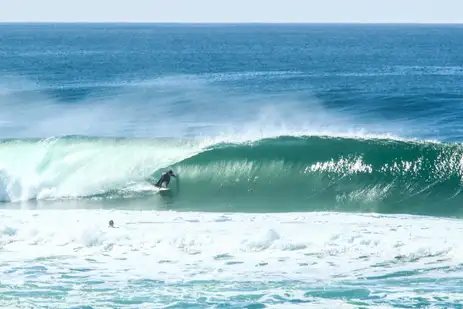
top-left (155, 172), bottom-right (175, 187)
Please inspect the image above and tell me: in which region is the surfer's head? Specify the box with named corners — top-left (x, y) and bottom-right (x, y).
top-left (109, 220), bottom-right (114, 227)
top-left (168, 170), bottom-right (174, 175)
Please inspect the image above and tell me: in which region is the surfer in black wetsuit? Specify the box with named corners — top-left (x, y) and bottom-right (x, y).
top-left (155, 170), bottom-right (176, 188)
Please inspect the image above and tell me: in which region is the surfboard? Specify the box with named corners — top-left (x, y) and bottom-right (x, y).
top-left (158, 186), bottom-right (173, 197)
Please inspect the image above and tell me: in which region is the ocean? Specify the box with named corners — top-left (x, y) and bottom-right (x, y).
top-left (1, 23), bottom-right (463, 308)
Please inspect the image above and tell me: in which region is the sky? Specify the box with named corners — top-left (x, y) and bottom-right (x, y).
top-left (0, 0), bottom-right (462, 23)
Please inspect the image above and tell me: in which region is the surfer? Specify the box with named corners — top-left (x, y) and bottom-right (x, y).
top-left (155, 170), bottom-right (177, 188)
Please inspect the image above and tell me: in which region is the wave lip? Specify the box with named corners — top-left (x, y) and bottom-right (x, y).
top-left (1, 135), bottom-right (463, 217)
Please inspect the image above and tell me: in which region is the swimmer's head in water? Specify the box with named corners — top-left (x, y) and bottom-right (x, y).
top-left (109, 220), bottom-right (114, 227)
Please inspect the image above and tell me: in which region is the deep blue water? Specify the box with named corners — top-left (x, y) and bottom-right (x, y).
top-left (1, 23), bottom-right (463, 140)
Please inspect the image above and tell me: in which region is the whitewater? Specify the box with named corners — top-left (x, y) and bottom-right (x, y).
top-left (2, 211), bottom-right (463, 308)
top-left (1, 23), bottom-right (463, 308)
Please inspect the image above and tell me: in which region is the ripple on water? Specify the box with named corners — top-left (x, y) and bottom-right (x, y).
top-left (214, 253), bottom-right (234, 260)
top-left (304, 288), bottom-right (372, 300)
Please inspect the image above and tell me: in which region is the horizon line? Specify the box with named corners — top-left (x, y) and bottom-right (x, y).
top-left (1, 21), bottom-right (463, 25)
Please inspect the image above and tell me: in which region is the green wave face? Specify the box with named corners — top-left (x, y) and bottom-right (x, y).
top-left (169, 136), bottom-right (463, 216)
top-left (1, 135), bottom-right (463, 216)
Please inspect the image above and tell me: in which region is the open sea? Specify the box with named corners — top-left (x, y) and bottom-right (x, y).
top-left (1, 23), bottom-right (463, 308)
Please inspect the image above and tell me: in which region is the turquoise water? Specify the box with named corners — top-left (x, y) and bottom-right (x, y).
top-left (1, 23), bottom-right (463, 308)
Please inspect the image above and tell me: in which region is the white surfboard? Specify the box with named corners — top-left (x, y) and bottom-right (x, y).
top-left (131, 184), bottom-right (170, 192)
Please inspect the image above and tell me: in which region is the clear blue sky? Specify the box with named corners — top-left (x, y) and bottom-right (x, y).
top-left (1, 0), bottom-right (462, 23)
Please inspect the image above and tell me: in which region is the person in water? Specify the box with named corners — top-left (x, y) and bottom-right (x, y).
top-left (155, 170), bottom-right (176, 188)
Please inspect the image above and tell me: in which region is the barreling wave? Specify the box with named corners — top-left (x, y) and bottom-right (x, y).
top-left (1, 135), bottom-right (463, 217)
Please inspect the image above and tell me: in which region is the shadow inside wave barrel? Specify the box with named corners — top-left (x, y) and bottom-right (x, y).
top-left (160, 136), bottom-right (463, 217)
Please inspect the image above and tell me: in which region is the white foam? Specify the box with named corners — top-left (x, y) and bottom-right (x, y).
top-left (1, 210), bottom-right (462, 281)
top-left (0, 138), bottom-right (206, 202)
top-left (1, 210), bottom-right (462, 307)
